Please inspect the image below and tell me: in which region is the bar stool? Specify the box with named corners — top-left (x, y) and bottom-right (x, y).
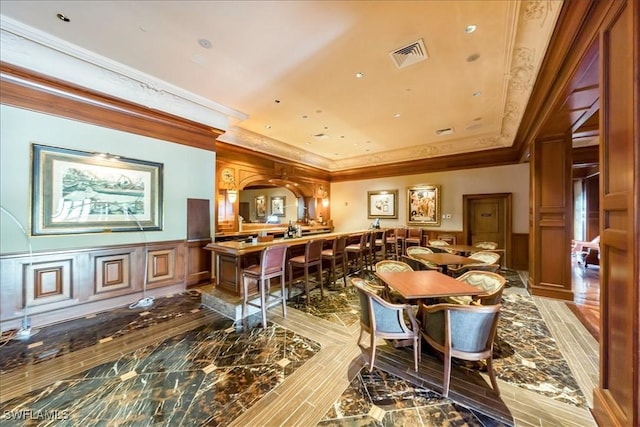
top-left (373, 229), bottom-right (388, 263)
top-left (241, 244), bottom-right (288, 329)
top-left (346, 231), bottom-right (371, 273)
top-left (288, 239), bottom-right (326, 302)
top-left (393, 227), bottom-right (407, 260)
top-left (404, 227), bottom-right (423, 253)
top-left (385, 228), bottom-right (398, 260)
top-left (321, 235), bottom-right (348, 287)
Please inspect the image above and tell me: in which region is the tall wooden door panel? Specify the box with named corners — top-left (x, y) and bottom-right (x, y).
top-left (592, 2), bottom-right (639, 426)
top-left (469, 199), bottom-right (505, 248)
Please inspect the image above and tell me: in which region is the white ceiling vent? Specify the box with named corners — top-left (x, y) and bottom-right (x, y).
top-left (389, 39), bottom-right (428, 69)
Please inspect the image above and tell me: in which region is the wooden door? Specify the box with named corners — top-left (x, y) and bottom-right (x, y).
top-left (463, 193), bottom-right (512, 267)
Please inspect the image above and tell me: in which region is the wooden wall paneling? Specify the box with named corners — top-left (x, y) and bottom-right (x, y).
top-left (592, 1), bottom-right (639, 426)
top-left (585, 174), bottom-right (600, 240)
top-left (510, 233), bottom-right (529, 271)
top-left (0, 241), bottom-right (188, 330)
top-left (529, 136), bottom-right (573, 300)
top-left (186, 240), bottom-right (212, 286)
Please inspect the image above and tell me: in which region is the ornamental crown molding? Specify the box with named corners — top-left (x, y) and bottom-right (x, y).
top-left (0, 15), bottom-right (245, 132)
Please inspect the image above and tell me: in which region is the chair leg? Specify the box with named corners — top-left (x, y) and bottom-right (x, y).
top-left (341, 254), bottom-right (347, 286)
top-left (279, 273), bottom-right (287, 318)
top-left (317, 263), bottom-right (324, 298)
top-left (241, 276), bottom-right (249, 325)
top-left (259, 278), bottom-right (268, 329)
top-left (486, 356), bottom-right (500, 396)
top-left (442, 351), bottom-right (452, 397)
top-left (413, 336), bottom-right (420, 371)
top-left (369, 332), bottom-right (376, 371)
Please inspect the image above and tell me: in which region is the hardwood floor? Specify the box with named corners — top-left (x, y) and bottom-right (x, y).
top-left (570, 258), bottom-right (600, 341)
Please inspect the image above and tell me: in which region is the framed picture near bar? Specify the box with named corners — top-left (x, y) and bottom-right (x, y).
top-left (367, 189), bottom-right (398, 219)
top-left (255, 195), bottom-right (266, 218)
top-left (270, 196), bottom-right (286, 216)
top-left (407, 184), bottom-right (441, 226)
top-left (31, 144), bottom-right (163, 235)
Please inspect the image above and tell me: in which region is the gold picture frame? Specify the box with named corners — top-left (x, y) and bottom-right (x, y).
top-left (367, 189), bottom-right (398, 219)
top-left (407, 184), bottom-right (441, 226)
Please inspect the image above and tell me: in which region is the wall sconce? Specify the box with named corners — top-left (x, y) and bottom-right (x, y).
top-left (227, 188), bottom-right (238, 203)
top-left (318, 184), bottom-right (329, 207)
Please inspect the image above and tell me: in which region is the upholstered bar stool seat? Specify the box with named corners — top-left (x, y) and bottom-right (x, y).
top-left (404, 227), bottom-right (423, 252)
top-left (289, 239), bottom-right (326, 302)
top-left (242, 244), bottom-right (288, 329)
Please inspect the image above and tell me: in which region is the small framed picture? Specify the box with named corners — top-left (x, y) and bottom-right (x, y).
top-left (407, 185), bottom-right (441, 226)
top-left (367, 190), bottom-right (398, 219)
top-left (255, 195), bottom-right (266, 218)
top-left (270, 196), bottom-right (286, 216)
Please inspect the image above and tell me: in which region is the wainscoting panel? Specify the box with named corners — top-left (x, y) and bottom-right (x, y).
top-left (0, 240), bottom-right (188, 330)
top-left (26, 259), bottom-right (73, 307)
top-left (95, 253), bottom-right (131, 294)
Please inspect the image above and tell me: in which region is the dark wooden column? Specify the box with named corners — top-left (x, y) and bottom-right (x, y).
top-left (528, 135), bottom-right (573, 300)
top-left (592, 1), bottom-right (639, 426)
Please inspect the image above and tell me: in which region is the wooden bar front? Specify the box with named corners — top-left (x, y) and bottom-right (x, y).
top-left (205, 230), bottom-right (368, 296)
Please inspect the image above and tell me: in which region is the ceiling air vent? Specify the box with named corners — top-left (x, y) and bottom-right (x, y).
top-left (435, 127), bottom-right (454, 136)
top-left (389, 39), bottom-right (428, 69)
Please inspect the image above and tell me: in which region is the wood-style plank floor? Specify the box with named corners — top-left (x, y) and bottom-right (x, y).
top-left (0, 268), bottom-right (600, 426)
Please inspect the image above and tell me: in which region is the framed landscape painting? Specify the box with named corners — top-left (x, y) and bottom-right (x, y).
top-left (407, 184), bottom-right (441, 226)
top-left (31, 144), bottom-right (163, 235)
top-left (367, 190), bottom-right (398, 219)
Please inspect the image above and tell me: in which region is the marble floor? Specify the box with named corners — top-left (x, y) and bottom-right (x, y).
top-left (0, 270), bottom-right (599, 426)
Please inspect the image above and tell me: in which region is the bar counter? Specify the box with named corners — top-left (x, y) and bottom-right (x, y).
top-left (205, 229), bottom-right (368, 296)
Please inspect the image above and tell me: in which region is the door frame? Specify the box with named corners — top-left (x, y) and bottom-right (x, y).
top-left (462, 193), bottom-right (512, 268)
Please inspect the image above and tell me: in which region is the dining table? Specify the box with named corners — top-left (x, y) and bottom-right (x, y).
top-left (374, 270), bottom-right (483, 347)
top-left (410, 252), bottom-right (480, 275)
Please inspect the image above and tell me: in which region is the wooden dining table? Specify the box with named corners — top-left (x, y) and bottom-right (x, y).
top-left (411, 252), bottom-right (479, 275)
top-left (375, 270), bottom-right (483, 345)
top-left (375, 270), bottom-right (482, 302)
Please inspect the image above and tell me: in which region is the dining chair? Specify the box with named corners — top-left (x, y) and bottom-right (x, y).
top-left (288, 239), bottom-right (326, 302)
top-left (373, 260), bottom-right (414, 303)
top-left (473, 241), bottom-right (498, 250)
top-left (321, 235), bottom-right (348, 287)
top-left (352, 277), bottom-right (420, 372)
top-left (242, 244), bottom-right (289, 329)
top-left (447, 251), bottom-right (501, 277)
top-left (405, 246), bottom-right (441, 271)
top-left (446, 270), bottom-right (506, 305)
top-left (420, 302), bottom-right (502, 397)
top-left (428, 239), bottom-right (456, 254)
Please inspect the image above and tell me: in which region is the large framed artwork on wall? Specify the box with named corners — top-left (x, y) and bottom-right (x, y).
top-left (367, 189), bottom-right (398, 219)
top-left (31, 144), bottom-right (164, 235)
top-left (407, 184), bottom-right (441, 226)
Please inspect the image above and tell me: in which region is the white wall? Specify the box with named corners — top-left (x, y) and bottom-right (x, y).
top-left (330, 163), bottom-right (529, 234)
top-left (0, 105), bottom-right (216, 254)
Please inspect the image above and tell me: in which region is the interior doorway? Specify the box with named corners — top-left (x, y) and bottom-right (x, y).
top-left (462, 193), bottom-right (512, 268)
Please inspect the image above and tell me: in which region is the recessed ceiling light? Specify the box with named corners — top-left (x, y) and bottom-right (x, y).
top-left (467, 53), bottom-right (480, 62)
top-left (56, 13), bottom-right (70, 22)
top-left (355, 72), bottom-right (364, 78)
top-left (393, 113), bottom-right (401, 118)
top-left (465, 25), bottom-right (477, 34)
top-left (198, 38), bottom-right (212, 49)
top-left (265, 124), bottom-right (272, 129)
top-left (302, 115), bottom-right (308, 119)
top-left (472, 91), bottom-right (481, 97)
top-left (274, 99), bottom-right (280, 103)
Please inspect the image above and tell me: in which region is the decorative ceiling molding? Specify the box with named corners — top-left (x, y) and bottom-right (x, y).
top-left (0, 15), bottom-right (245, 132)
top-left (0, 2), bottom-right (562, 172)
